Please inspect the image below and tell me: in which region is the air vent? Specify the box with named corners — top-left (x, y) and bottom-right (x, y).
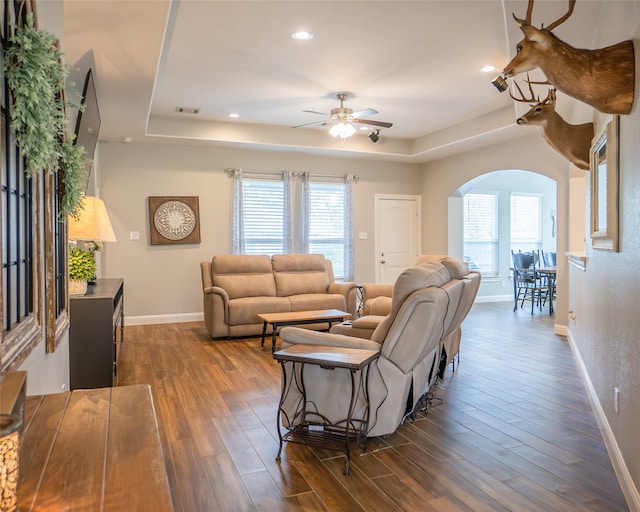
top-left (175, 107), bottom-right (200, 114)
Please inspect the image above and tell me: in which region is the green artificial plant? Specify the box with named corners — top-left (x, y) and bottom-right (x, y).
top-left (68, 247), bottom-right (96, 281)
top-left (4, 12), bottom-right (89, 218)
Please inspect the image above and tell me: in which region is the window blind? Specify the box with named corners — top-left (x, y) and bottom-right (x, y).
top-left (510, 193), bottom-right (542, 251)
top-left (463, 192), bottom-right (498, 276)
top-left (242, 177), bottom-right (285, 255)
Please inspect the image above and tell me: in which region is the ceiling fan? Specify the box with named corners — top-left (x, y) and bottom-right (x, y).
top-left (293, 92), bottom-right (393, 139)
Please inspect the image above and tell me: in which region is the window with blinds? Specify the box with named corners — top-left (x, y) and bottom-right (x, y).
top-left (510, 193), bottom-right (542, 252)
top-left (234, 173), bottom-right (350, 280)
top-left (463, 192), bottom-right (498, 276)
top-left (307, 180), bottom-right (345, 279)
top-left (241, 177), bottom-right (286, 255)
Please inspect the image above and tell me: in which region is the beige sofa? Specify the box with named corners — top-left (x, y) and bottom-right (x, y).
top-left (279, 258), bottom-right (479, 437)
top-left (200, 254), bottom-right (357, 338)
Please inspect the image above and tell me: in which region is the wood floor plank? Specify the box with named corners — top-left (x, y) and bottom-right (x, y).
top-left (202, 453), bottom-right (256, 511)
top-left (119, 302), bottom-right (630, 511)
top-left (243, 425), bottom-right (314, 497)
top-left (321, 455), bottom-right (403, 512)
top-left (169, 437), bottom-right (221, 511)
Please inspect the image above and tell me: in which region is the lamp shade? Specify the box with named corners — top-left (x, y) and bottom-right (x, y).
top-left (68, 196), bottom-right (117, 242)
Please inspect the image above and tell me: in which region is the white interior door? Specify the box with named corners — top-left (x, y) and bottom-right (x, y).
top-left (375, 195), bottom-right (421, 284)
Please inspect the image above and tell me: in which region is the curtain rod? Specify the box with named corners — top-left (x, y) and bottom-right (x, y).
top-left (225, 168), bottom-right (359, 182)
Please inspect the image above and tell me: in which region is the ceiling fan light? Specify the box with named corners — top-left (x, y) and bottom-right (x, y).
top-left (329, 122), bottom-right (356, 139)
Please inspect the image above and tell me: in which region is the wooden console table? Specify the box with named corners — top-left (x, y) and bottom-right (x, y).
top-left (273, 344), bottom-right (379, 475)
top-left (69, 278), bottom-right (124, 389)
top-left (19, 384), bottom-right (173, 511)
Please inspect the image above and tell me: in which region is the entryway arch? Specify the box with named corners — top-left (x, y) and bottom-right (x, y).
top-left (448, 169), bottom-right (557, 303)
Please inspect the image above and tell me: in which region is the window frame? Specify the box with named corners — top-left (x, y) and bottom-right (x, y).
top-left (304, 176), bottom-right (348, 280)
top-left (463, 191), bottom-right (499, 277)
top-left (231, 169), bottom-right (353, 281)
top-left (510, 192), bottom-right (543, 252)
top-left (1, 0), bottom-right (69, 375)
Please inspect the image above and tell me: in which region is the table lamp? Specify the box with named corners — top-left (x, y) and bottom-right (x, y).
top-left (68, 196), bottom-right (117, 244)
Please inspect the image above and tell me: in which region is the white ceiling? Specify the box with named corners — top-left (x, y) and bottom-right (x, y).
top-left (62, 0), bottom-right (613, 163)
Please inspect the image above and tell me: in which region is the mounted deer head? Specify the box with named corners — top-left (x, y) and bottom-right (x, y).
top-left (510, 79), bottom-right (593, 170)
top-left (503, 0), bottom-right (635, 114)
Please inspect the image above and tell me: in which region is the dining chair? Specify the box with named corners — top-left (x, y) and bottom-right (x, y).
top-left (511, 250), bottom-right (547, 314)
top-left (541, 250), bottom-right (557, 267)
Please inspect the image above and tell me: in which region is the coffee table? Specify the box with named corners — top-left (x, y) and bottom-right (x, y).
top-left (257, 309), bottom-right (350, 352)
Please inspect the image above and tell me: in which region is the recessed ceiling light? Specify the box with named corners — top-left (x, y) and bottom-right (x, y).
top-left (229, 113), bottom-right (239, 118)
top-left (291, 30), bottom-right (313, 40)
top-left (481, 65), bottom-right (496, 73)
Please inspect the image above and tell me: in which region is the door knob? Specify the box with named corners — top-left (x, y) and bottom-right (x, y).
top-left (380, 260), bottom-right (386, 264)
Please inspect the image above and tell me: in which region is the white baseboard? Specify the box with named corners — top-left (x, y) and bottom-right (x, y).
top-left (567, 329), bottom-right (640, 511)
top-left (125, 312), bottom-right (204, 326)
top-left (475, 294), bottom-right (513, 303)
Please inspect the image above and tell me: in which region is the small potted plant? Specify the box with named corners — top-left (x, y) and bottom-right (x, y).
top-left (68, 247), bottom-right (96, 295)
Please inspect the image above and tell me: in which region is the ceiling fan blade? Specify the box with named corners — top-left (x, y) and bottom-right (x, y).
top-left (293, 120), bottom-right (328, 128)
top-left (302, 110), bottom-right (329, 116)
top-left (351, 118), bottom-right (393, 128)
top-left (351, 108), bottom-right (378, 118)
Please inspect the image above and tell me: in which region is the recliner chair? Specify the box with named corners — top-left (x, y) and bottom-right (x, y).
top-left (330, 255), bottom-right (481, 370)
top-left (278, 258), bottom-right (479, 437)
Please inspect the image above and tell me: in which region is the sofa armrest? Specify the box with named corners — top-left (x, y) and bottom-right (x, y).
top-left (351, 315), bottom-right (386, 330)
top-left (203, 285), bottom-right (229, 303)
top-left (363, 283), bottom-right (393, 300)
top-left (328, 281), bottom-right (358, 317)
top-left (280, 326), bottom-right (382, 351)
top-left (202, 286), bottom-right (230, 337)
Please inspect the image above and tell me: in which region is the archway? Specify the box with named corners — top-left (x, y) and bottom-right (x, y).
top-left (448, 169), bottom-right (557, 303)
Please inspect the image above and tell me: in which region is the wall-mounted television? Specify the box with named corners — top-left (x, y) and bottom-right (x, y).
top-left (73, 69), bottom-right (101, 193)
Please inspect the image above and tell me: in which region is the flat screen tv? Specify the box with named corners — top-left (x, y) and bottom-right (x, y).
top-left (73, 69), bottom-right (101, 193)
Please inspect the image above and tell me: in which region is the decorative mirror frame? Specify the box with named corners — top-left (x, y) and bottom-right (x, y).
top-left (590, 115), bottom-right (619, 251)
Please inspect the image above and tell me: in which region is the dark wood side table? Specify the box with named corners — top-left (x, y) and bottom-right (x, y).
top-left (257, 309), bottom-right (350, 352)
top-left (273, 344), bottom-right (379, 475)
top-left (69, 278), bottom-right (124, 389)
top-left (19, 384), bottom-right (173, 511)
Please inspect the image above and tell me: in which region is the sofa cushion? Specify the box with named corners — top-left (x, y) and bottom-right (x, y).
top-left (271, 254), bottom-right (330, 297)
top-left (288, 293), bottom-right (345, 312)
top-left (227, 296), bottom-right (291, 325)
top-left (212, 255), bottom-right (277, 299)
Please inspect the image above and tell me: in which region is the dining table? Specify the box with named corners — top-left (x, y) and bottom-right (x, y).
top-left (536, 266), bottom-right (556, 315)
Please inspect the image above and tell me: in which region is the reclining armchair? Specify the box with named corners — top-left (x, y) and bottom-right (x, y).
top-left (331, 255), bottom-right (480, 371)
top-left (279, 259), bottom-right (476, 437)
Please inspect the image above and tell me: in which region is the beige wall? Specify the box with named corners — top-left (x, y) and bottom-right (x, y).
top-left (98, 142), bottom-right (422, 322)
top-left (567, 39), bottom-right (640, 508)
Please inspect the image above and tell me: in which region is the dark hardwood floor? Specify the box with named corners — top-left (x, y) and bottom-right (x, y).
top-left (119, 302), bottom-right (629, 511)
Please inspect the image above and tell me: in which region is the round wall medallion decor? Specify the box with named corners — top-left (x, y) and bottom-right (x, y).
top-left (148, 196), bottom-right (201, 245)
top-left (153, 200), bottom-right (196, 240)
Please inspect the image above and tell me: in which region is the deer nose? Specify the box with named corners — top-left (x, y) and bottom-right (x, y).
top-left (517, 117), bottom-right (527, 125)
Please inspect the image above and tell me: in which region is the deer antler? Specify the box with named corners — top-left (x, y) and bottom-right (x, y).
top-left (513, 0), bottom-right (576, 31)
top-left (508, 75), bottom-right (538, 103)
top-left (512, 0), bottom-right (534, 26)
top-left (544, 0), bottom-right (576, 31)
top-left (509, 76), bottom-right (556, 106)
top-left (526, 79), bottom-right (553, 86)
